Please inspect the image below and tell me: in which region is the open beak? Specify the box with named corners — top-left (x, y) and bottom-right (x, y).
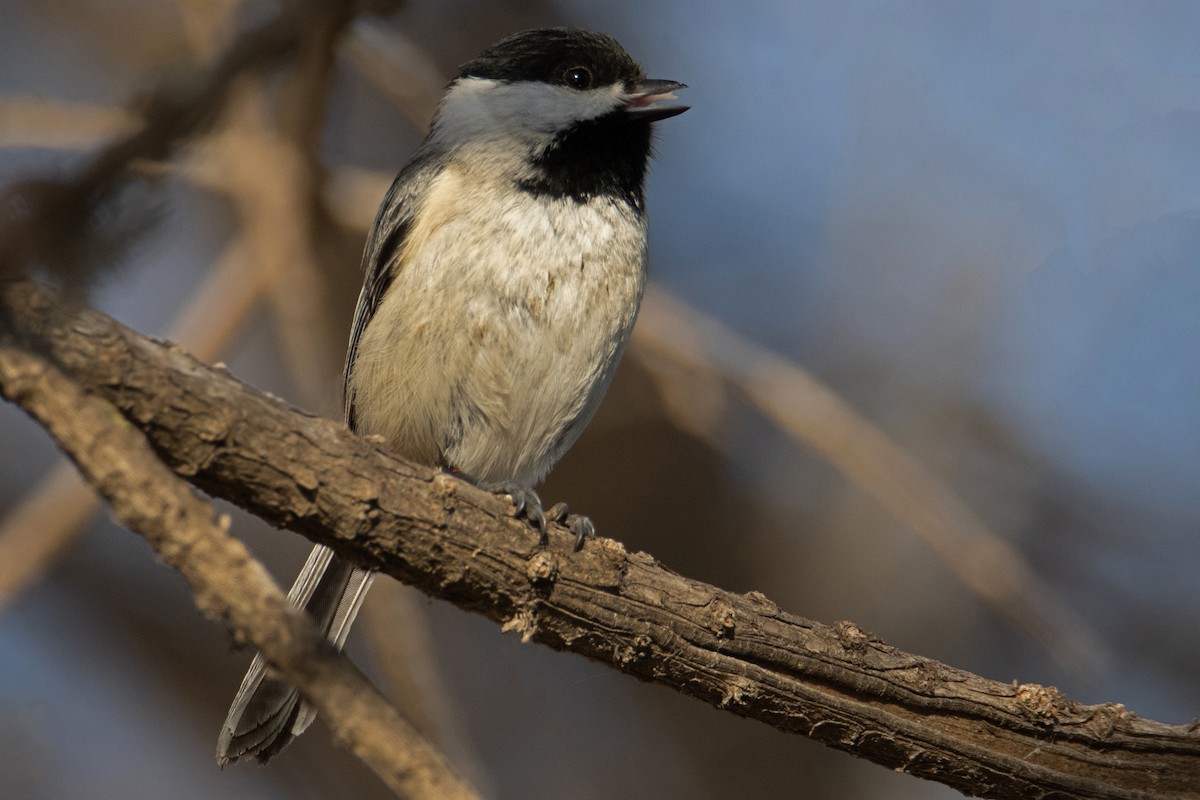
top-left (624, 79), bottom-right (689, 122)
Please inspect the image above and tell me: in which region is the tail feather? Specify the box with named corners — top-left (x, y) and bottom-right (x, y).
top-left (216, 545), bottom-right (375, 764)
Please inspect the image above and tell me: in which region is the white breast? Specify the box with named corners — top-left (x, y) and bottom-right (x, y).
top-left (348, 165), bottom-right (647, 489)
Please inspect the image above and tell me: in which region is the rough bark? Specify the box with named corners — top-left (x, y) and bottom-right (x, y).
top-left (0, 335), bottom-right (478, 800)
top-left (4, 281), bottom-right (1198, 800)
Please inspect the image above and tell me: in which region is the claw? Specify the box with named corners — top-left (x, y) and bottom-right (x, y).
top-left (498, 485), bottom-right (548, 544)
top-left (545, 502), bottom-right (570, 524)
top-left (493, 487), bottom-right (595, 550)
top-left (566, 514), bottom-right (596, 551)
top-left (527, 502), bottom-right (548, 543)
top-left (542, 501), bottom-right (595, 549)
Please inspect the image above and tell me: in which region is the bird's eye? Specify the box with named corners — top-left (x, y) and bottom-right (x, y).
top-left (563, 66), bottom-right (593, 90)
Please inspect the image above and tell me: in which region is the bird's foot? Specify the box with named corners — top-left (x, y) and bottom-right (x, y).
top-left (493, 487), bottom-right (596, 549)
top-left (498, 485), bottom-right (548, 543)
top-left (545, 502), bottom-right (596, 551)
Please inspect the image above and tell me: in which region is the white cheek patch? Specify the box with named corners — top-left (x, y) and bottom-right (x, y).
top-left (432, 77), bottom-right (627, 148)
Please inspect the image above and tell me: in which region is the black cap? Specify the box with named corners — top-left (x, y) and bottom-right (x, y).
top-left (458, 28), bottom-right (645, 90)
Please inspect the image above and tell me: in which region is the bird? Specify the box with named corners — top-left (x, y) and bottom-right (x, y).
top-left (216, 27), bottom-right (687, 764)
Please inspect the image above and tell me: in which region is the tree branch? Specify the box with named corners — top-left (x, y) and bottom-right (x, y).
top-left (3, 280), bottom-right (1198, 800)
top-left (0, 331), bottom-right (478, 800)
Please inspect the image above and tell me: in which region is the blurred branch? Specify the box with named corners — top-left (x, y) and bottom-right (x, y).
top-left (204, 80), bottom-right (342, 410)
top-left (0, 0), bottom-right (352, 609)
top-left (3, 280), bottom-right (1196, 800)
top-left (631, 288), bottom-right (1114, 679)
top-left (0, 230), bottom-right (269, 611)
top-left (342, 19), bottom-right (443, 127)
top-left (0, 0), bottom-right (357, 281)
top-left (268, 7), bottom-right (352, 410)
top-left (0, 338), bottom-right (478, 800)
top-left (0, 97), bottom-right (137, 149)
top-left (177, 0), bottom-right (242, 63)
top-left (361, 582), bottom-right (496, 796)
top-left (325, 165), bottom-right (393, 229)
top-left (0, 465), bottom-right (100, 609)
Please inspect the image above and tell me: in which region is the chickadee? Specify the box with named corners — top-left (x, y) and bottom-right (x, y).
top-left (216, 27), bottom-right (687, 764)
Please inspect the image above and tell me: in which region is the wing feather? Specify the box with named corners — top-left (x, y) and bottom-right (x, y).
top-left (343, 152), bottom-right (441, 431)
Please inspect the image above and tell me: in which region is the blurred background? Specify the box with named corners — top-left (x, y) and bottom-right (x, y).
top-left (2, 1), bottom-right (1199, 798)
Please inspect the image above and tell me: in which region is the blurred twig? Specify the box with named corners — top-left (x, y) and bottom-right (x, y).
top-left (325, 165), bottom-right (393, 229)
top-left (268, 6), bottom-right (353, 411)
top-left (0, 0), bottom-right (349, 610)
top-left (0, 466), bottom-right (101, 609)
top-left (0, 0), bottom-right (355, 281)
top-left (0, 232), bottom-right (264, 612)
top-left (342, 19), bottom-right (443, 127)
top-left (0, 98), bottom-right (137, 149)
top-left (0, 56), bottom-right (299, 610)
top-left (203, 80), bottom-right (342, 411)
top-left (177, 0), bottom-right (242, 63)
top-left (0, 342), bottom-right (479, 800)
top-left (361, 582), bottom-right (496, 797)
top-left (631, 286), bottom-right (1113, 678)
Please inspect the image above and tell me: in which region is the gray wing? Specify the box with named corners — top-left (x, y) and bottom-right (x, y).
top-left (344, 151), bottom-right (441, 432)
